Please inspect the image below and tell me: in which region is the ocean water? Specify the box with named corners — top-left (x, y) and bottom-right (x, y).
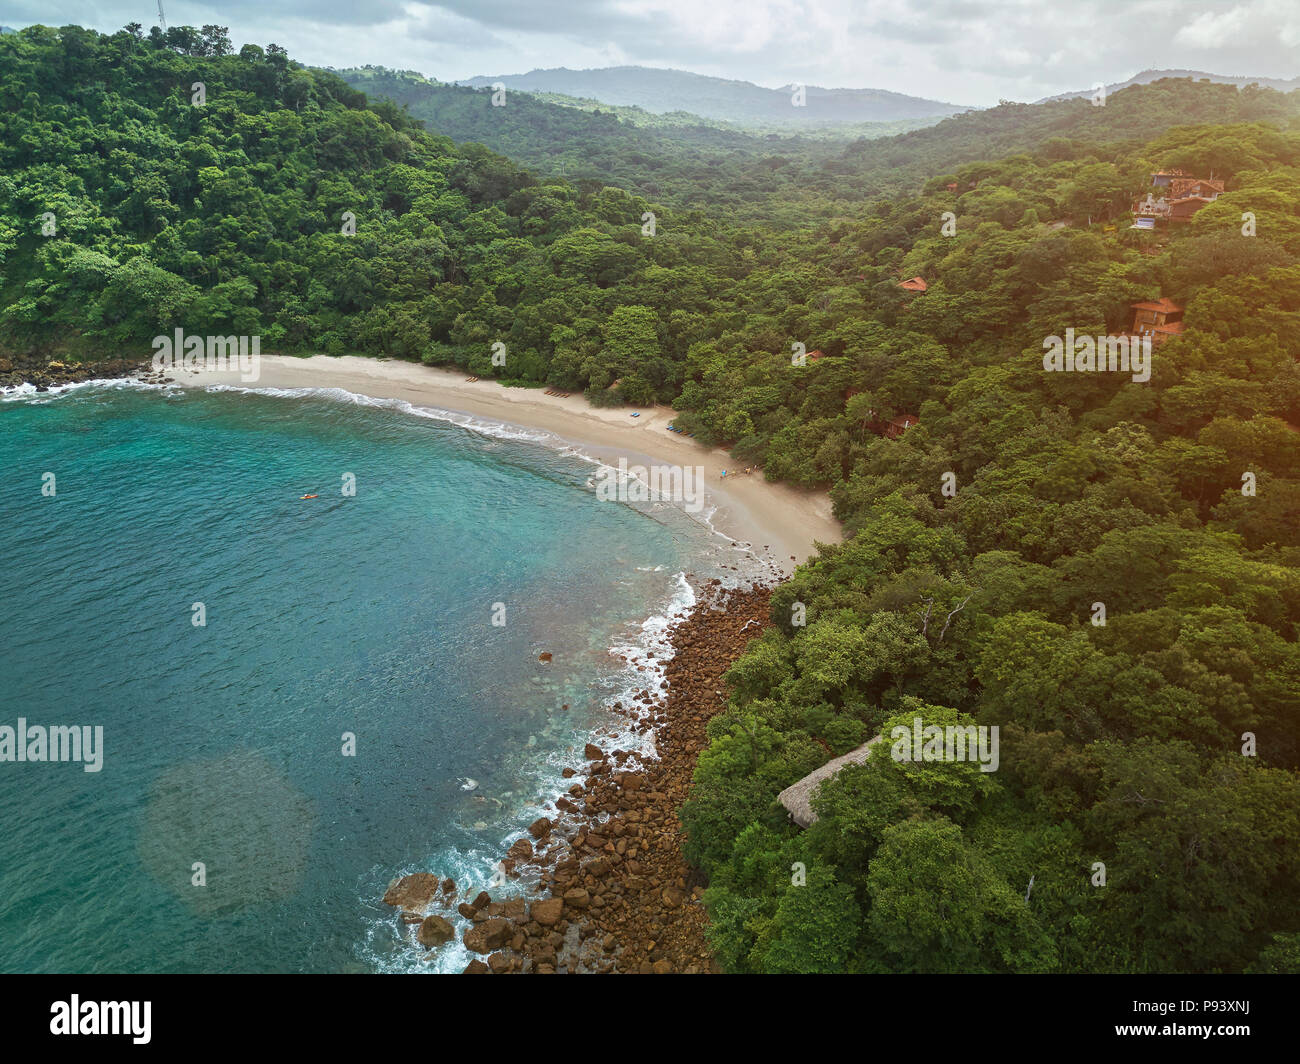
top-left (0, 380), bottom-right (738, 973)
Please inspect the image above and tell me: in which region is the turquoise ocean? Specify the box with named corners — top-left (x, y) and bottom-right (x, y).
top-left (0, 379), bottom-right (742, 973)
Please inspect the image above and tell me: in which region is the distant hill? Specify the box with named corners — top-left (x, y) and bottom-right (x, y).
top-left (336, 66), bottom-right (938, 210)
top-left (1038, 68), bottom-right (1300, 103)
top-left (460, 65), bottom-right (969, 127)
top-left (845, 76), bottom-right (1300, 187)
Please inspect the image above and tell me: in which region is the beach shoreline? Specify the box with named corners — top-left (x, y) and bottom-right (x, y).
top-left (174, 355), bottom-right (841, 570)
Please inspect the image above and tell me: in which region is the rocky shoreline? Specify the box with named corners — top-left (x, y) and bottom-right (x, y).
top-left (0, 350), bottom-right (154, 391)
top-left (382, 579), bottom-right (775, 973)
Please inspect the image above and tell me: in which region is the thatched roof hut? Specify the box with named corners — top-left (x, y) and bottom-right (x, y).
top-left (777, 735), bottom-right (882, 829)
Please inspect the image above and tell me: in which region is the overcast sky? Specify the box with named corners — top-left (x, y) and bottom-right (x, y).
top-left (5, 1), bottom-right (1299, 106)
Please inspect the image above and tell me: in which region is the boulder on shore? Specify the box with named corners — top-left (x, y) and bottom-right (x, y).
top-left (463, 918), bottom-right (512, 954)
top-left (417, 914), bottom-right (455, 948)
top-left (530, 897), bottom-right (564, 927)
top-left (383, 872), bottom-right (442, 910)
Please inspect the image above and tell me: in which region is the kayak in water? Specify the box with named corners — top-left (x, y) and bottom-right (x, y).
top-left (300, 494), bottom-right (319, 499)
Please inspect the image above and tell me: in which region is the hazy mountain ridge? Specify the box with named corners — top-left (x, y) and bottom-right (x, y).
top-left (1038, 67), bottom-right (1300, 102)
top-left (460, 64), bottom-right (969, 126)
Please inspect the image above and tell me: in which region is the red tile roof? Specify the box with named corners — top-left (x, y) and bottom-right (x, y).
top-left (898, 277), bottom-right (928, 292)
top-left (884, 413), bottom-right (919, 438)
top-left (1131, 297), bottom-right (1183, 313)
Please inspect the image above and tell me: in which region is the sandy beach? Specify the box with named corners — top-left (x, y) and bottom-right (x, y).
top-left (177, 355), bottom-right (842, 569)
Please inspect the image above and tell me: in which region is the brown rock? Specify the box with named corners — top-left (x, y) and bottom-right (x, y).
top-left (382, 872), bottom-right (441, 910)
top-left (562, 888), bottom-right (591, 910)
top-left (530, 897), bottom-right (564, 927)
top-left (462, 960), bottom-right (489, 974)
top-left (507, 837), bottom-right (534, 860)
top-left (463, 918), bottom-right (512, 954)
top-left (584, 743), bottom-right (604, 760)
top-left (417, 914), bottom-right (455, 947)
top-left (527, 817), bottom-right (552, 839)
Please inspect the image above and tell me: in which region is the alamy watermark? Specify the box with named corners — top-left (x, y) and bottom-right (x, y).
top-left (151, 328), bottom-right (261, 381)
top-left (50, 996), bottom-right (150, 1044)
top-left (0, 718), bottom-right (103, 772)
top-left (594, 458), bottom-right (705, 513)
top-left (890, 717), bottom-right (999, 772)
top-left (1043, 329), bottom-right (1151, 383)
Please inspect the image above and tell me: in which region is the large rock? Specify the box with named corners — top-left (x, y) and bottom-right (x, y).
top-left (530, 897), bottom-right (564, 927)
top-left (382, 872), bottom-right (441, 910)
top-left (417, 914), bottom-right (455, 948)
top-left (527, 817), bottom-right (552, 839)
top-left (562, 888), bottom-right (591, 910)
top-left (584, 743), bottom-right (604, 760)
top-left (463, 918), bottom-right (512, 954)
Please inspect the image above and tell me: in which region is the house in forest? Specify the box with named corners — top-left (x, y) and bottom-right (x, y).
top-left (1169, 194), bottom-right (1216, 222)
top-left (1133, 192), bottom-right (1171, 219)
top-left (1167, 176), bottom-right (1224, 199)
top-left (855, 405), bottom-right (919, 439)
top-left (1140, 173), bottom-right (1223, 224)
top-left (777, 736), bottom-right (881, 828)
top-left (898, 276), bottom-right (928, 292)
top-left (1150, 169), bottom-right (1187, 188)
top-left (1130, 297), bottom-right (1184, 341)
top-left (883, 413), bottom-right (918, 438)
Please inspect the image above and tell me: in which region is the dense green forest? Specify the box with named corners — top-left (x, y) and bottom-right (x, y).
top-left (334, 66), bottom-right (928, 209)
top-left (3, 24), bottom-right (1299, 973)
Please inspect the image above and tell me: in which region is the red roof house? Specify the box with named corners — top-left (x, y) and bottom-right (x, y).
top-left (898, 277), bottom-right (928, 292)
top-left (1131, 298), bottom-right (1184, 341)
top-left (883, 413), bottom-right (918, 439)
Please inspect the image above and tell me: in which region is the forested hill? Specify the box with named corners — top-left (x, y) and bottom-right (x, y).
top-left (334, 65), bottom-right (900, 208)
top-left (1039, 68), bottom-right (1300, 103)
top-left (3, 24), bottom-right (1300, 974)
top-left (835, 77), bottom-right (1300, 198)
top-left (459, 65), bottom-right (967, 126)
top-left (339, 66), bottom-right (1300, 215)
